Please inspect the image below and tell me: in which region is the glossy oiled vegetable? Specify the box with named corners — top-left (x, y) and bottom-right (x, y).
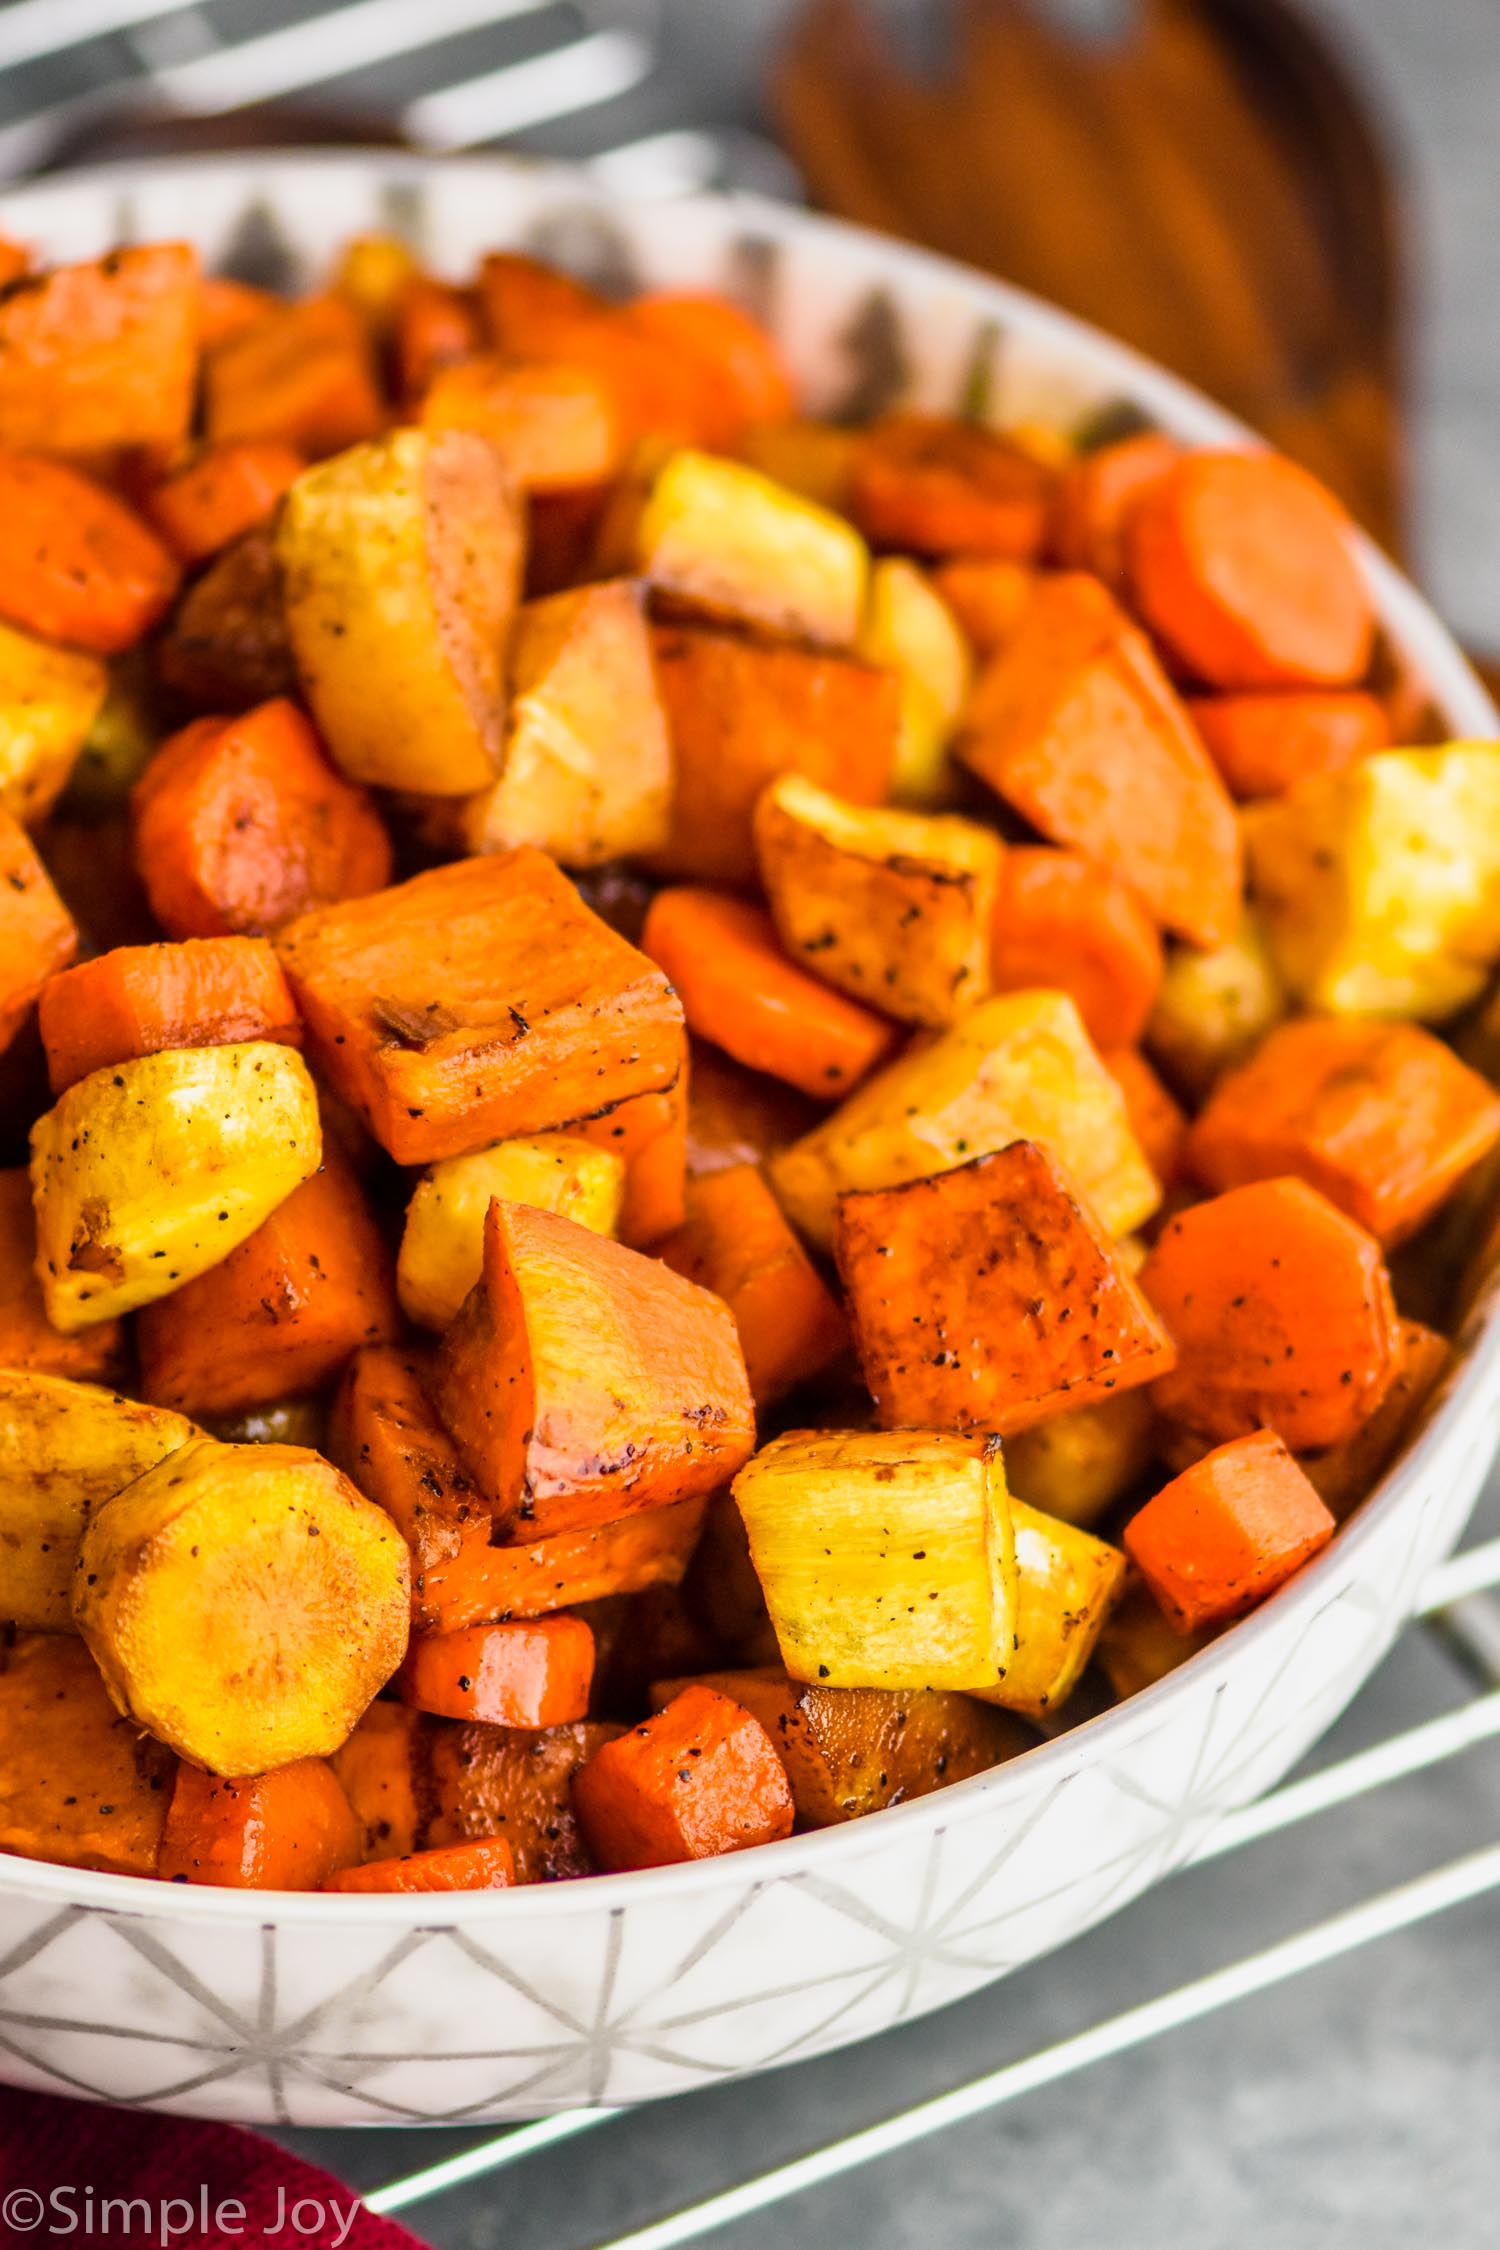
top-left (29, 1041), bottom-right (322, 1330)
top-left (73, 1438), bottom-right (410, 1776)
top-left (0, 1371), bottom-right (196, 1630)
top-left (158, 1758), bottom-right (360, 1890)
top-left (573, 1684), bottom-right (794, 1871)
top-left (0, 1633), bottom-right (176, 1876)
top-left (732, 1429), bottom-right (1016, 1692)
top-left (276, 427), bottom-right (523, 795)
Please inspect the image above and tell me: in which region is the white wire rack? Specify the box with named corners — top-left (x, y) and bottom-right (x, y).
top-left (352, 1531), bottom-right (1500, 2248)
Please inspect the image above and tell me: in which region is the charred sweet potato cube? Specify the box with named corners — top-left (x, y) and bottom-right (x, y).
top-left (835, 1142), bottom-right (1175, 1437)
top-left (425, 1715), bottom-right (625, 1880)
top-left (275, 850), bottom-right (684, 1165)
top-left (132, 698), bottom-right (392, 940)
top-left (135, 1153), bottom-right (400, 1417)
top-left (658, 1163), bottom-right (848, 1407)
top-left (157, 1757), bottom-right (360, 1890)
top-left (573, 1683), bottom-right (794, 1869)
top-left (1140, 1177), bottom-right (1401, 1451)
top-left (0, 242), bottom-right (199, 457)
top-left (650, 621), bottom-right (900, 885)
top-left (0, 1632), bottom-right (176, 1876)
top-left (331, 1345), bottom-right (706, 1634)
top-left (959, 573), bottom-right (1241, 948)
top-left (432, 1199), bottom-right (754, 1540)
top-left (1187, 1017), bottom-right (1500, 1248)
top-left (647, 1669), bottom-right (1029, 1825)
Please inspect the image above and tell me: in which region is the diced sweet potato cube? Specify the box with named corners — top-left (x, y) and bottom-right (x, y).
top-left (650, 621), bottom-right (900, 884)
top-left (1124, 1430), bottom-right (1336, 1632)
top-left (144, 439), bottom-right (304, 565)
top-left (849, 414), bottom-right (1053, 558)
top-left (658, 1163), bottom-right (848, 1407)
top-left (38, 935), bottom-right (302, 1098)
top-left (835, 1141), bottom-right (1175, 1436)
top-left (275, 850), bottom-right (684, 1165)
top-left (422, 356), bottom-right (624, 489)
top-left (132, 698), bottom-right (393, 939)
top-left (0, 1633), bottom-right (176, 1876)
top-left (396, 1615), bottom-right (595, 1728)
top-left (1187, 689), bottom-right (1388, 801)
top-left (560, 1062), bottom-right (689, 1248)
top-left (324, 1837), bottom-right (515, 1892)
top-left (771, 989), bottom-right (1160, 1249)
top-left (1187, 1017), bottom-right (1500, 1248)
top-left (135, 1153), bottom-right (400, 1417)
top-left (990, 846), bottom-right (1164, 1049)
top-left (0, 450), bottom-right (180, 658)
top-left (959, 573), bottom-right (1241, 947)
top-left (0, 807), bottom-right (77, 1053)
top-left (433, 1199), bottom-right (754, 1540)
top-left (573, 1683), bottom-right (794, 1869)
top-left (0, 243), bottom-right (200, 456)
top-left (204, 292), bottom-right (383, 455)
top-left (332, 1344), bottom-right (706, 1633)
top-left (646, 1669), bottom-right (1028, 1825)
top-left (1140, 1177), bottom-right (1401, 1451)
top-left (158, 1757), bottom-right (360, 1890)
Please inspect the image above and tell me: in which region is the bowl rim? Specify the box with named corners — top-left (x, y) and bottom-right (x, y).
top-left (2, 146), bottom-right (1497, 1927)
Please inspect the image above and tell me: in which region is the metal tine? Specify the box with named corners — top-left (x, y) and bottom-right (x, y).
top-left (367, 1530), bottom-right (1500, 2216)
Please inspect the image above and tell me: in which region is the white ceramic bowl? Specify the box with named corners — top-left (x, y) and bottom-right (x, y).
top-left (1, 151), bottom-right (1497, 2130)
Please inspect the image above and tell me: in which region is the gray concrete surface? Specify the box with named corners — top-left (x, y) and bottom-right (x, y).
top-left (175, 0), bottom-right (1500, 2238)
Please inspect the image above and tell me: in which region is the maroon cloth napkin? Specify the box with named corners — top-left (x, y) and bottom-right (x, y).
top-left (0, 2090), bottom-right (427, 2250)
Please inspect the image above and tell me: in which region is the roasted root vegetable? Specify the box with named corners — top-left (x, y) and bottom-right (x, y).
top-left (1100, 1047), bottom-right (1188, 1191)
top-left (0, 1371), bottom-right (196, 1630)
top-left (931, 557), bottom-right (1037, 661)
top-left (461, 579), bottom-right (671, 867)
top-left (648, 1670), bottom-right (1027, 1824)
top-left (144, 441), bottom-right (304, 566)
top-left (0, 450), bottom-right (180, 657)
top-left (325, 1837), bottom-right (516, 1893)
top-left (29, 1040), bottom-right (322, 1330)
top-left (1002, 1387), bottom-right (1157, 1530)
top-left (158, 1757), bottom-right (360, 1889)
top-left (37, 935), bottom-right (302, 1098)
top-left (0, 1169), bottom-right (124, 1381)
top-left (959, 573), bottom-right (1241, 948)
top-left (573, 1684), bottom-right (794, 1870)
top-left (634, 449), bottom-right (868, 649)
top-left (397, 1133), bottom-right (624, 1332)
top-left (1187, 1017), bottom-right (1500, 1247)
top-left (0, 618), bottom-right (107, 826)
top-left (423, 1715), bottom-right (625, 1880)
top-left (973, 1502), bottom-right (1126, 1719)
top-left (154, 524), bottom-right (298, 714)
top-left (0, 806), bottom-right (76, 1053)
top-left (650, 622), bottom-right (899, 884)
top-left (204, 292), bottom-right (382, 455)
top-left (73, 1437), bottom-right (410, 1775)
top-left (1050, 431), bottom-right (1180, 590)
top-left (1126, 450), bottom-right (1374, 690)
top-left (857, 557), bottom-right (972, 805)
top-left (834, 1141), bottom-right (1175, 1436)
top-left (396, 1615), bottom-right (595, 1728)
top-left (432, 1198), bottom-right (754, 1538)
top-left (1187, 690), bottom-right (1388, 801)
top-left (276, 428), bottom-right (523, 795)
top-left (990, 846), bottom-right (1164, 1049)
top-left (0, 242), bottom-right (199, 457)
top-left (276, 850), bottom-right (682, 1165)
top-left (641, 886), bottom-right (897, 1099)
top-left (0, 1633), bottom-right (176, 1876)
top-left (848, 414), bottom-right (1052, 559)
top-left (754, 773), bottom-right (1001, 1028)
top-left (658, 1163), bottom-right (848, 1409)
top-left (1124, 1430), bottom-right (1336, 1633)
top-left (732, 1428), bottom-right (1016, 1692)
top-left (1095, 1577), bottom-right (1218, 1699)
top-left (421, 357), bottom-right (622, 489)
top-left (135, 1153), bottom-right (399, 1416)
top-left (1141, 1177), bottom-right (1400, 1451)
top-left (132, 698), bottom-right (392, 939)
top-left (1300, 1319), bottom-right (1449, 1520)
top-left (1243, 744), bottom-right (1500, 1020)
top-left (563, 1067), bottom-right (688, 1248)
top-left (1145, 908), bottom-right (1287, 1101)
top-left (770, 989), bottom-right (1160, 1249)
top-left (332, 1344), bottom-right (705, 1633)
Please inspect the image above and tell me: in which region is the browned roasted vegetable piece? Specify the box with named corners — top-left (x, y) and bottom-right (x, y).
top-left (0, 1633), bottom-right (176, 1876)
top-left (155, 526), bottom-right (299, 714)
